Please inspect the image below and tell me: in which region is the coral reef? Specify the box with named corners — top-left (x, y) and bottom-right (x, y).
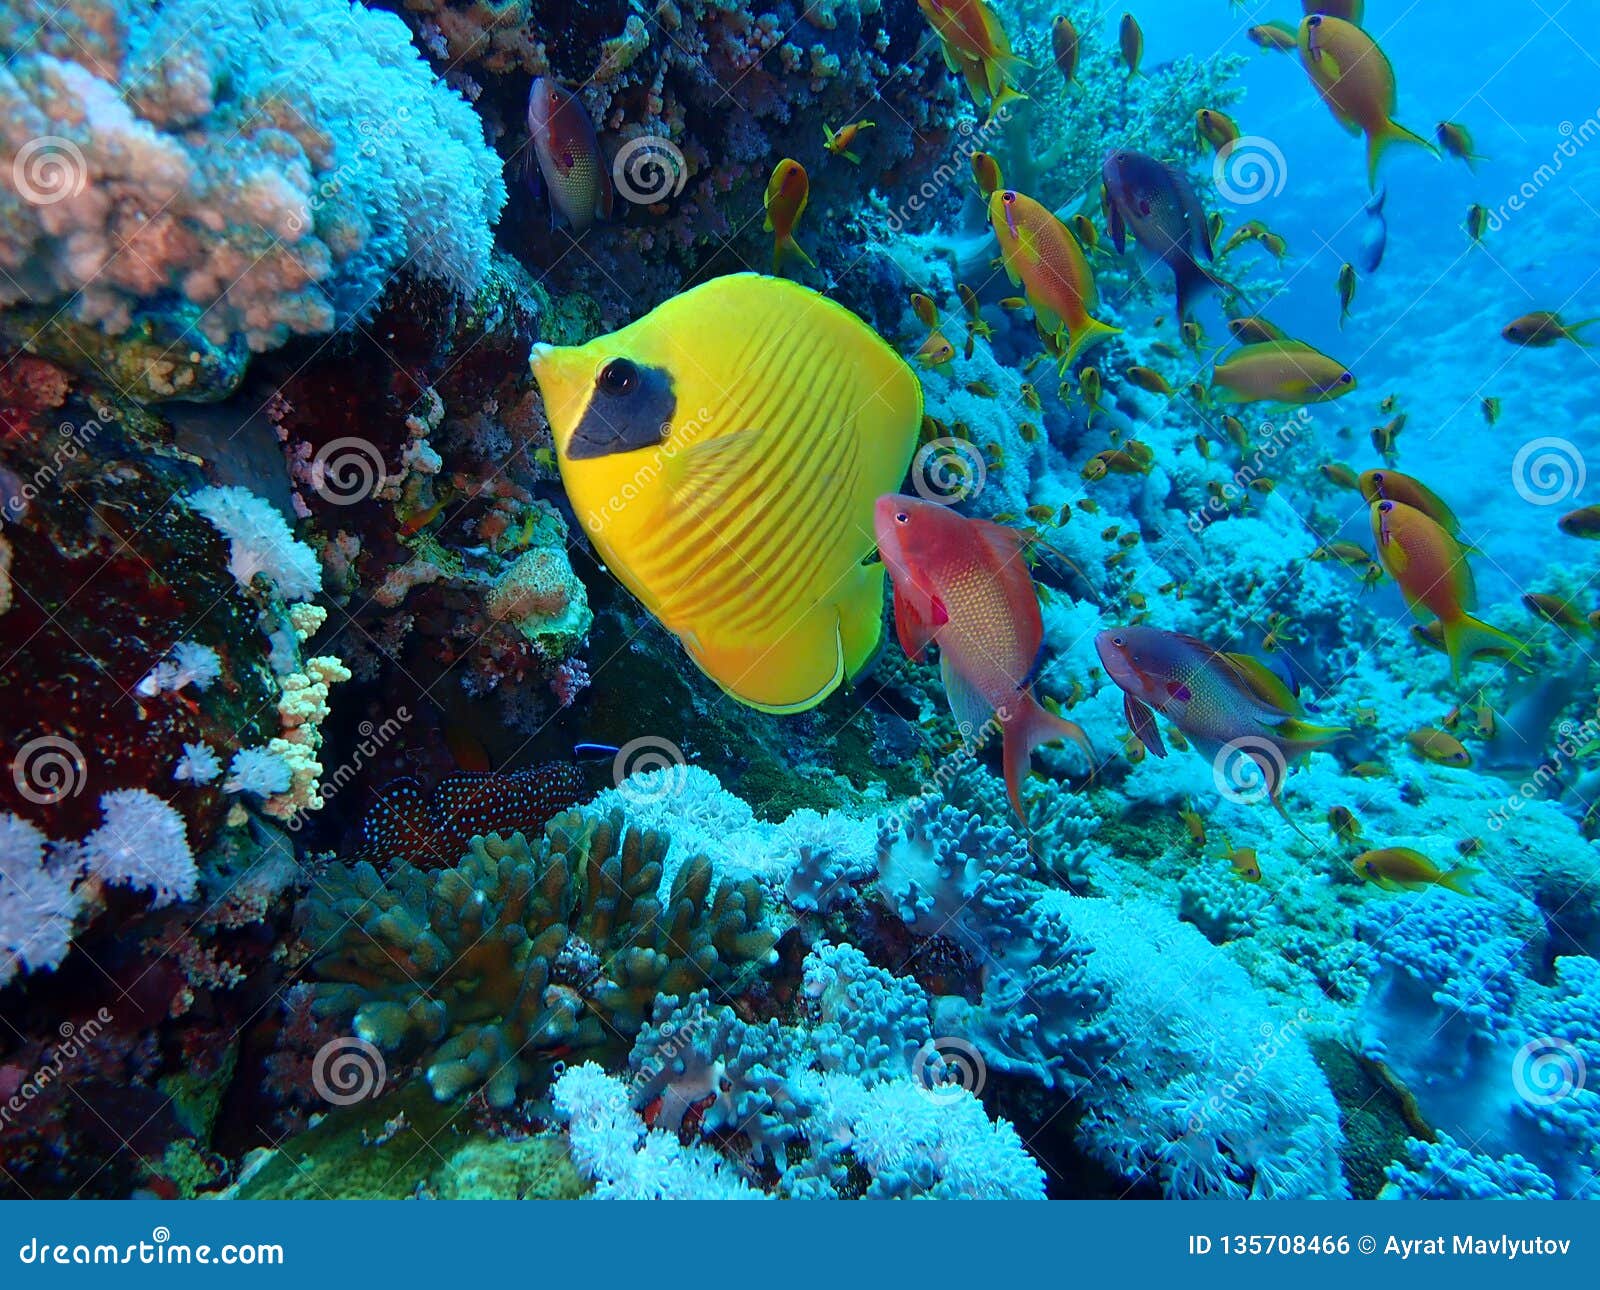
top-left (300, 808), bottom-right (778, 1105)
top-left (556, 942), bottom-right (1047, 1198)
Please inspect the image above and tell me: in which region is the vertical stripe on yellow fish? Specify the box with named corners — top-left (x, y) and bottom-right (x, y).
top-left (530, 273), bottom-right (922, 713)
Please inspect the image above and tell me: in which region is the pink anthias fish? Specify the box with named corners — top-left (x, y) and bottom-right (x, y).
top-left (874, 494), bottom-right (1093, 820)
top-left (1095, 625), bottom-right (1347, 837)
top-left (527, 77), bottom-right (613, 233)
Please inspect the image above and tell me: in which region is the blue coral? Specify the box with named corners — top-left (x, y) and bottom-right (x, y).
top-left (1380, 1135), bottom-right (1556, 1201)
top-left (612, 942), bottom-right (1047, 1198)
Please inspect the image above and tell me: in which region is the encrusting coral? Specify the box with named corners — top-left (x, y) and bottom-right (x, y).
top-left (300, 808), bottom-right (778, 1105)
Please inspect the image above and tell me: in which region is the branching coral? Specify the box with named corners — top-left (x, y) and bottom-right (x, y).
top-left (301, 808), bottom-right (777, 1106)
top-left (875, 794), bottom-right (1118, 1093)
top-left (573, 941), bottom-right (1047, 1198)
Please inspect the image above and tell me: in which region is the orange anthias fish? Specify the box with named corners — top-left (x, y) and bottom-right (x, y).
top-left (1502, 311), bottom-right (1596, 348)
top-left (990, 188), bottom-right (1120, 370)
top-left (1358, 468), bottom-right (1459, 535)
top-left (875, 495), bottom-right (1093, 820)
top-left (528, 78), bottom-right (614, 233)
top-left (823, 120), bottom-right (876, 164)
top-left (1352, 847), bottom-right (1478, 896)
top-left (1298, 15), bottom-right (1433, 188)
top-left (917, 0), bottom-right (1029, 121)
top-left (764, 158), bottom-right (814, 272)
top-left (1096, 625), bottom-right (1347, 835)
top-left (1370, 498), bottom-right (1525, 683)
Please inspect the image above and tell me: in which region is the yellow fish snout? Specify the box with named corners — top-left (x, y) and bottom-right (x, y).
top-left (529, 342), bottom-right (599, 455)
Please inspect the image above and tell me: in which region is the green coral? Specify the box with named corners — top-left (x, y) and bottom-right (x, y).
top-left (230, 1083), bottom-right (587, 1199)
top-left (0, 304), bottom-right (249, 404)
top-left (301, 809), bottom-right (777, 1106)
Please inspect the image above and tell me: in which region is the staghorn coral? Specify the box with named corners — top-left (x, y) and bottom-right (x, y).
top-left (301, 807), bottom-right (778, 1106)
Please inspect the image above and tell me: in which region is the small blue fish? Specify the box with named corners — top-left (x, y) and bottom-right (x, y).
top-left (1356, 185), bottom-right (1387, 273)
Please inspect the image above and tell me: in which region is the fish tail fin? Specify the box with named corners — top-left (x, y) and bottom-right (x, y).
top-left (1175, 257), bottom-right (1245, 321)
top-left (1367, 118), bottom-right (1435, 189)
top-left (985, 79), bottom-right (1029, 123)
top-left (1440, 865), bottom-right (1482, 897)
top-left (1567, 317), bottom-right (1600, 345)
top-left (1003, 693), bottom-right (1094, 821)
top-left (773, 234), bottom-right (814, 273)
top-left (1277, 719), bottom-right (1351, 758)
top-left (1057, 315), bottom-right (1121, 372)
top-left (1270, 788), bottom-right (1316, 845)
top-left (1442, 613), bottom-right (1528, 684)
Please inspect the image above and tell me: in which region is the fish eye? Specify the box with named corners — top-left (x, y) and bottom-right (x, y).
top-left (1111, 635), bottom-right (1126, 647)
top-left (1002, 190), bottom-right (1017, 202)
top-left (1379, 500), bottom-right (1394, 512)
top-left (1339, 372), bottom-right (1354, 384)
top-left (894, 511), bottom-right (909, 524)
top-left (1309, 14), bottom-right (1322, 24)
top-left (598, 358), bottom-right (638, 395)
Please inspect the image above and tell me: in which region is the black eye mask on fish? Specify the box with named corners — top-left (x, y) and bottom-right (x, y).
top-left (564, 358), bottom-right (677, 459)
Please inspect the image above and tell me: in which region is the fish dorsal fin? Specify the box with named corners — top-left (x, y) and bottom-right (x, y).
top-left (669, 427), bottom-right (766, 516)
top-left (1218, 651), bottom-right (1299, 715)
top-left (971, 517), bottom-right (1026, 564)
